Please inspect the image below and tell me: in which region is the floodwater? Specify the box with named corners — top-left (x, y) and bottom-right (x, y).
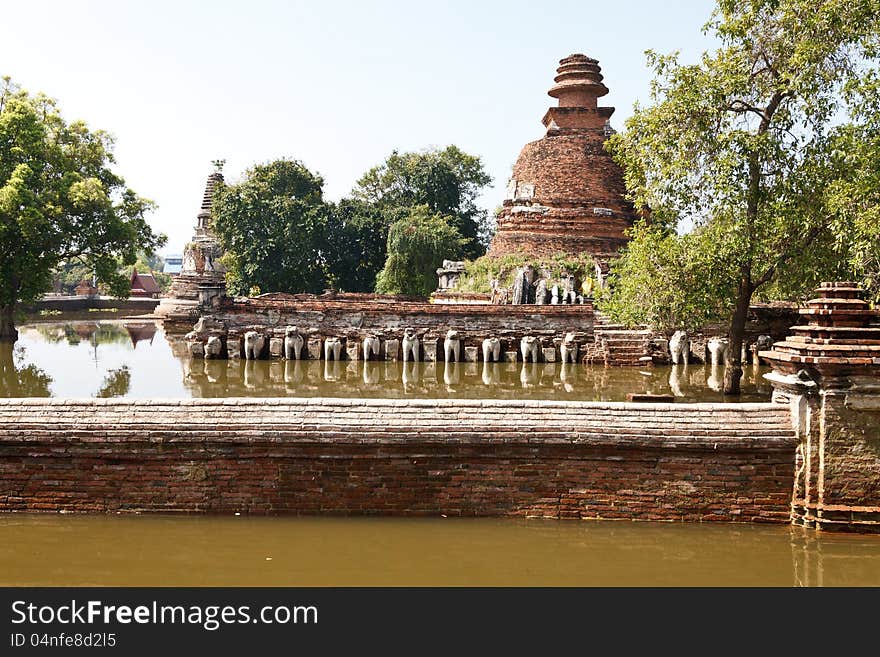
top-left (3, 320), bottom-right (773, 401)
top-left (1, 515), bottom-right (879, 586)
top-left (3, 318), bottom-right (880, 587)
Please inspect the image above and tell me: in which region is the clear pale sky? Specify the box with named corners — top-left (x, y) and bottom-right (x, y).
top-left (1, 0), bottom-right (717, 256)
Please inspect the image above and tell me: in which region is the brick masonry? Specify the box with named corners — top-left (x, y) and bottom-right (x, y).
top-left (0, 398), bottom-right (795, 521)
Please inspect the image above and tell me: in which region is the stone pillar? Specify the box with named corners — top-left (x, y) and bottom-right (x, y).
top-left (761, 282), bottom-right (880, 533)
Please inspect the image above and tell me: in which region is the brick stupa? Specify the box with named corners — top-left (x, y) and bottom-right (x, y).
top-left (488, 54), bottom-right (636, 261)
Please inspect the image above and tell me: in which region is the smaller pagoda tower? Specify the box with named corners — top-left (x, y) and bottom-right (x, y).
top-left (168, 171), bottom-right (226, 301)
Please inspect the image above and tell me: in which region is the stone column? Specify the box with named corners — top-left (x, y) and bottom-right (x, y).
top-left (761, 282), bottom-right (880, 533)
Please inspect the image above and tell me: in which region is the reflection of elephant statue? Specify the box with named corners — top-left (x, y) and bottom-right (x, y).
top-left (284, 359), bottom-right (303, 385)
top-left (402, 361), bottom-right (420, 390)
top-left (362, 362), bottom-right (380, 385)
top-left (402, 329), bottom-right (419, 363)
top-left (520, 362), bottom-right (539, 387)
top-left (444, 361), bottom-right (460, 386)
top-left (669, 330), bottom-right (689, 365)
top-left (324, 359), bottom-right (342, 381)
top-left (559, 361), bottom-right (575, 392)
top-left (243, 331), bottom-right (265, 360)
top-left (560, 332), bottom-right (578, 364)
top-left (324, 337), bottom-right (343, 361)
top-left (205, 335), bottom-right (224, 359)
top-left (284, 326), bottom-right (304, 360)
top-left (707, 364), bottom-right (724, 392)
top-left (363, 335), bottom-right (381, 361)
top-left (481, 362), bottom-right (501, 385)
top-left (520, 335), bottom-right (541, 363)
top-left (707, 337), bottom-right (729, 366)
top-left (482, 337), bottom-right (501, 363)
top-left (668, 364), bottom-right (686, 397)
top-left (444, 330), bottom-right (461, 363)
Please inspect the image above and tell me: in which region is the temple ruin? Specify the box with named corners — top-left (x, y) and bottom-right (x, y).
top-left (488, 54), bottom-right (636, 263)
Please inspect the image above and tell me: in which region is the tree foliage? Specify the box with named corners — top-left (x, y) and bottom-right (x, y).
top-left (375, 205), bottom-right (466, 296)
top-left (603, 0), bottom-right (880, 393)
top-left (212, 159), bottom-right (329, 296)
top-left (353, 146), bottom-right (492, 258)
top-left (212, 146), bottom-right (492, 296)
top-left (0, 77), bottom-right (164, 340)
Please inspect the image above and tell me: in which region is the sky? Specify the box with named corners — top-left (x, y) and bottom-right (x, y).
top-left (1, 0), bottom-right (718, 256)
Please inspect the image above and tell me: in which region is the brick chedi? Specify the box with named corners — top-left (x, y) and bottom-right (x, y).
top-left (488, 54), bottom-right (636, 261)
top-left (761, 282), bottom-right (880, 533)
top-left (169, 171), bottom-right (227, 301)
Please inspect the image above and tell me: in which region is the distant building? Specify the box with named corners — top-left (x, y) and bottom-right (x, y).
top-left (163, 254), bottom-right (183, 276)
top-left (130, 269), bottom-right (161, 298)
top-left (74, 280), bottom-right (99, 298)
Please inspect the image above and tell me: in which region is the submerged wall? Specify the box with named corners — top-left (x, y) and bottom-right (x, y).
top-left (0, 398), bottom-right (795, 521)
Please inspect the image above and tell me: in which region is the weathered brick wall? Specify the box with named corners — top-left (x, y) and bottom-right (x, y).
top-left (0, 398), bottom-right (795, 522)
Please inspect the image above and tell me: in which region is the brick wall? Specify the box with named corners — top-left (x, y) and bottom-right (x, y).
top-left (0, 398), bottom-right (796, 522)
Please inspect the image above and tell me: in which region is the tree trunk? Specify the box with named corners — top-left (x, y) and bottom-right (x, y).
top-left (0, 304), bottom-right (18, 343)
top-left (723, 282), bottom-right (752, 395)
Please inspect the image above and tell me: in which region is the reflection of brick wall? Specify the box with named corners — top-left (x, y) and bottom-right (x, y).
top-left (0, 398), bottom-right (795, 522)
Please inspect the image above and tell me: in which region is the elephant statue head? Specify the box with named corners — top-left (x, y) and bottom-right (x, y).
top-left (520, 335), bottom-right (541, 363)
top-left (243, 331), bottom-right (266, 360)
top-left (284, 326), bottom-right (304, 360)
top-left (402, 328), bottom-right (420, 363)
top-left (706, 337), bottom-right (730, 366)
top-left (481, 337), bottom-right (502, 363)
top-left (443, 330), bottom-right (461, 363)
top-left (560, 332), bottom-right (578, 364)
top-left (669, 330), bottom-right (690, 365)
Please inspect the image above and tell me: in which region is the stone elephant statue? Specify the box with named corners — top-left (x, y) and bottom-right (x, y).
top-left (752, 334), bottom-right (774, 364)
top-left (363, 335), bottom-right (381, 361)
top-left (520, 335), bottom-right (541, 363)
top-left (706, 337), bottom-right (729, 366)
top-left (402, 329), bottom-right (420, 363)
top-left (324, 337), bottom-right (343, 361)
top-left (243, 331), bottom-right (266, 360)
top-left (560, 332), bottom-right (578, 364)
top-left (482, 337), bottom-right (501, 363)
top-left (444, 330), bottom-right (461, 363)
top-left (284, 326), bottom-right (304, 360)
top-left (669, 330), bottom-right (690, 365)
top-left (205, 335), bottom-right (225, 359)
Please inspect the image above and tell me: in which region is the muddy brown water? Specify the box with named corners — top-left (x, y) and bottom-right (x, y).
top-left (4, 320), bottom-right (879, 586)
top-left (2, 515), bottom-right (879, 586)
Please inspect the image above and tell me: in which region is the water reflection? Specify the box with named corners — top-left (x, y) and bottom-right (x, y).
top-left (0, 515), bottom-right (877, 586)
top-left (6, 320), bottom-right (775, 401)
top-left (0, 343), bottom-right (51, 397)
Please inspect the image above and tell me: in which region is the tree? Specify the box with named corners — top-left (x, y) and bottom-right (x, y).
top-left (375, 205), bottom-right (466, 297)
top-left (322, 198), bottom-right (394, 293)
top-left (211, 159), bottom-right (329, 296)
top-left (353, 146), bottom-right (492, 258)
top-left (604, 0), bottom-right (880, 393)
top-left (599, 222), bottom-right (728, 333)
top-left (0, 77), bottom-right (164, 341)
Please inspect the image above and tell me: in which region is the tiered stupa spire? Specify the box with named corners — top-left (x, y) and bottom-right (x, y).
top-left (488, 54), bottom-right (636, 263)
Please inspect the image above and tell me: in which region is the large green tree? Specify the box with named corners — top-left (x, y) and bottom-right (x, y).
top-left (375, 205), bottom-right (466, 297)
top-left (0, 77), bottom-right (164, 341)
top-left (353, 146), bottom-right (492, 259)
top-left (604, 0), bottom-right (880, 394)
top-left (212, 159), bottom-right (329, 296)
